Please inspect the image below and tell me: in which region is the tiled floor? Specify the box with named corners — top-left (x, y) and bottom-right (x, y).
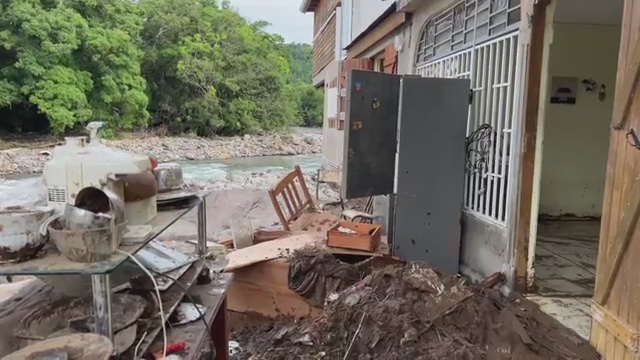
top-left (534, 220), bottom-right (598, 296)
top-left (527, 220), bottom-right (600, 340)
top-left (526, 295), bottom-right (593, 339)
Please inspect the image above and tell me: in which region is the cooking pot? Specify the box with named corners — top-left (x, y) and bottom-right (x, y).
top-left (0, 206), bottom-right (54, 262)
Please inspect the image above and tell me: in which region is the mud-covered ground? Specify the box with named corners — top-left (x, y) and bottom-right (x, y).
top-left (231, 250), bottom-right (600, 360)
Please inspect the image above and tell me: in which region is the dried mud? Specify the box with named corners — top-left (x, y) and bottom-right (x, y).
top-left (232, 259), bottom-right (600, 360)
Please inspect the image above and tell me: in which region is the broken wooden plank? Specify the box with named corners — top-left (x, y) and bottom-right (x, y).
top-left (228, 259), bottom-right (322, 318)
top-left (224, 233), bottom-right (323, 272)
top-left (290, 211), bottom-right (340, 233)
top-left (253, 229), bottom-right (293, 243)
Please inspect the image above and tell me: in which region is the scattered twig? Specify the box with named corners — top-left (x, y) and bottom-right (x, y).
top-left (343, 312), bottom-right (367, 360)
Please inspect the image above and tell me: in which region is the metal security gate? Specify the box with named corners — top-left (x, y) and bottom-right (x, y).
top-left (416, 31), bottom-right (520, 225)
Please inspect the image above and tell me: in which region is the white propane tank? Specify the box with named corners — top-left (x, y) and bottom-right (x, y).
top-left (43, 121), bottom-right (157, 224)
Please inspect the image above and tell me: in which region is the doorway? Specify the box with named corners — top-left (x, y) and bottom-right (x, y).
top-left (525, 0), bottom-right (624, 339)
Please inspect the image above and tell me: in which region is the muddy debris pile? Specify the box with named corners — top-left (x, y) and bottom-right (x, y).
top-left (234, 259), bottom-right (600, 360)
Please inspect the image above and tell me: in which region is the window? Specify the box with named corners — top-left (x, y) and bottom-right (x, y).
top-left (374, 56), bottom-right (385, 72)
top-left (415, 0), bottom-right (521, 65)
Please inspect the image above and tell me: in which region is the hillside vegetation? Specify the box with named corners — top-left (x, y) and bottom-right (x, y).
top-left (0, 0), bottom-right (323, 136)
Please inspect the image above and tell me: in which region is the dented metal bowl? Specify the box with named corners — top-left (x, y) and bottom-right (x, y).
top-left (0, 206), bottom-right (54, 263)
top-left (48, 218), bottom-right (127, 263)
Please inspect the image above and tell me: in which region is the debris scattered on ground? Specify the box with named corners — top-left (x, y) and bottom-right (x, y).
top-left (287, 247), bottom-right (373, 307)
top-left (232, 259), bottom-right (600, 360)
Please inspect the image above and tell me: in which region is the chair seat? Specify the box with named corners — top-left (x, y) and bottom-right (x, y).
top-left (341, 209), bottom-right (375, 223)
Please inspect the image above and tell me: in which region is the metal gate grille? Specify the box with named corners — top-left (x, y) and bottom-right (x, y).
top-left (416, 31), bottom-right (519, 224)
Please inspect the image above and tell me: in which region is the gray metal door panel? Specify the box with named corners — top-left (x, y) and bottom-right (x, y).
top-left (342, 70), bottom-right (400, 199)
top-left (393, 77), bottom-right (470, 275)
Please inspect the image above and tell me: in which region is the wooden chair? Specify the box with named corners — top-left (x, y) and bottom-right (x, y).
top-left (269, 166), bottom-right (377, 231)
top-left (341, 197), bottom-right (375, 224)
top-left (268, 165), bottom-right (315, 231)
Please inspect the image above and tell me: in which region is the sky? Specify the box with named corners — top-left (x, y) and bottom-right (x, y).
top-left (228, 0), bottom-right (313, 44)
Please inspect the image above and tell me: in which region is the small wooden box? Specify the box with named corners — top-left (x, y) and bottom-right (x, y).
top-left (327, 221), bottom-right (381, 252)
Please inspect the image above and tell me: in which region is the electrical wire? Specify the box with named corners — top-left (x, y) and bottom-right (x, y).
top-left (133, 331), bottom-right (148, 359)
top-left (116, 249), bottom-right (167, 360)
top-left (149, 268), bottom-right (216, 360)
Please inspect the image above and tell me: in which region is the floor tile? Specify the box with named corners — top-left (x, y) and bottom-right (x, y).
top-left (526, 296), bottom-right (593, 340)
top-left (526, 296), bottom-right (591, 317)
top-left (554, 315), bottom-right (592, 340)
top-left (535, 279), bottom-right (592, 296)
top-left (535, 265), bottom-right (594, 282)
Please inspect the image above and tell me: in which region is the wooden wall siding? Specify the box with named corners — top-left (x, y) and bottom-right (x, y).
top-left (591, 0), bottom-right (640, 358)
top-left (312, 16), bottom-right (336, 76)
top-left (313, 0), bottom-right (340, 34)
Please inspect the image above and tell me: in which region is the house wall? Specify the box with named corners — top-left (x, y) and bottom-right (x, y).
top-left (322, 61), bottom-right (344, 169)
top-left (538, 23), bottom-right (620, 217)
top-left (319, 61), bottom-right (341, 169)
top-left (312, 0), bottom-right (340, 78)
top-left (351, 0), bottom-right (391, 40)
top-left (313, 16), bottom-right (337, 77)
top-left (396, 0), bottom-right (521, 286)
top-left (321, 2), bottom-right (406, 169)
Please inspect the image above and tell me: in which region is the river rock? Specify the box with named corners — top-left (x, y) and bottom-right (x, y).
top-left (0, 128), bottom-right (322, 177)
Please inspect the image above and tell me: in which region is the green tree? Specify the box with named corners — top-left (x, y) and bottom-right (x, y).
top-left (294, 83), bottom-right (323, 127)
top-left (285, 43), bottom-right (313, 83)
top-left (141, 0), bottom-right (298, 135)
top-left (0, 0), bottom-right (149, 134)
top-left (284, 43), bottom-right (323, 128)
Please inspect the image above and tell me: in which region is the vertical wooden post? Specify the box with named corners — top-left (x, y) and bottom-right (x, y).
top-left (513, 0), bottom-right (550, 292)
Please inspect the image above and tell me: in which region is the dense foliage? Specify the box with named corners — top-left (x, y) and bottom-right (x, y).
top-left (0, 0), bottom-right (323, 135)
top-left (286, 43), bottom-right (323, 127)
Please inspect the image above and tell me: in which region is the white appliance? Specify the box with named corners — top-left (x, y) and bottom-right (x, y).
top-left (43, 121), bottom-right (157, 225)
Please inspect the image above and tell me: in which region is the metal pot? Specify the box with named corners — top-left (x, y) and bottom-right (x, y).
top-left (0, 206), bottom-right (54, 262)
top-left (47, 217), bottom-right (127, 263)
top-left (75, 186), bottom-right (126, 225)
top-left (120, 171), bottom-right (158, 202)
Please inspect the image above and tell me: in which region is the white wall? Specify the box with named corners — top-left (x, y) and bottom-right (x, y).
top-left (319, 61), bottom-right (342, 170)
top-left (351, 0), bottom-right (391, 41)
top-left (538, 23), bottom-right (620, 217)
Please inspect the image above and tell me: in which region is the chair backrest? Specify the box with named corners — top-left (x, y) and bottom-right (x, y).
top-left (317, 169), bottom-right (341, 185)
top-left (315, 168), bottom-right (342, 200)
top-left (268, 165), bottom-right (314, 231)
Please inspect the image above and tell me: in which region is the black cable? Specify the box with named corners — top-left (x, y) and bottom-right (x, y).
top-left (146, 268), bottom-right (216, 360)
top-left (465, 124), bottom-right (493, 172)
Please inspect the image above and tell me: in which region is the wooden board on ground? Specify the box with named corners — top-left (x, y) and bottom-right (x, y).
top-left (225, 233), bottom-right (323, 271)
top-left (228, 259), bottom-right (322, 319)
top-left (290, 212), bottom-right (340, 233)
top-left (328, 240), bottom-right (390, 257)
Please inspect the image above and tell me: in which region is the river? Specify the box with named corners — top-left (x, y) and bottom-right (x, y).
top-left (0, 154), bottom-right (323, 207)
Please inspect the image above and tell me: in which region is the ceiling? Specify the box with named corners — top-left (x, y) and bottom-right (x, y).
top-left (554, 0), bottom-right (624, 26)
